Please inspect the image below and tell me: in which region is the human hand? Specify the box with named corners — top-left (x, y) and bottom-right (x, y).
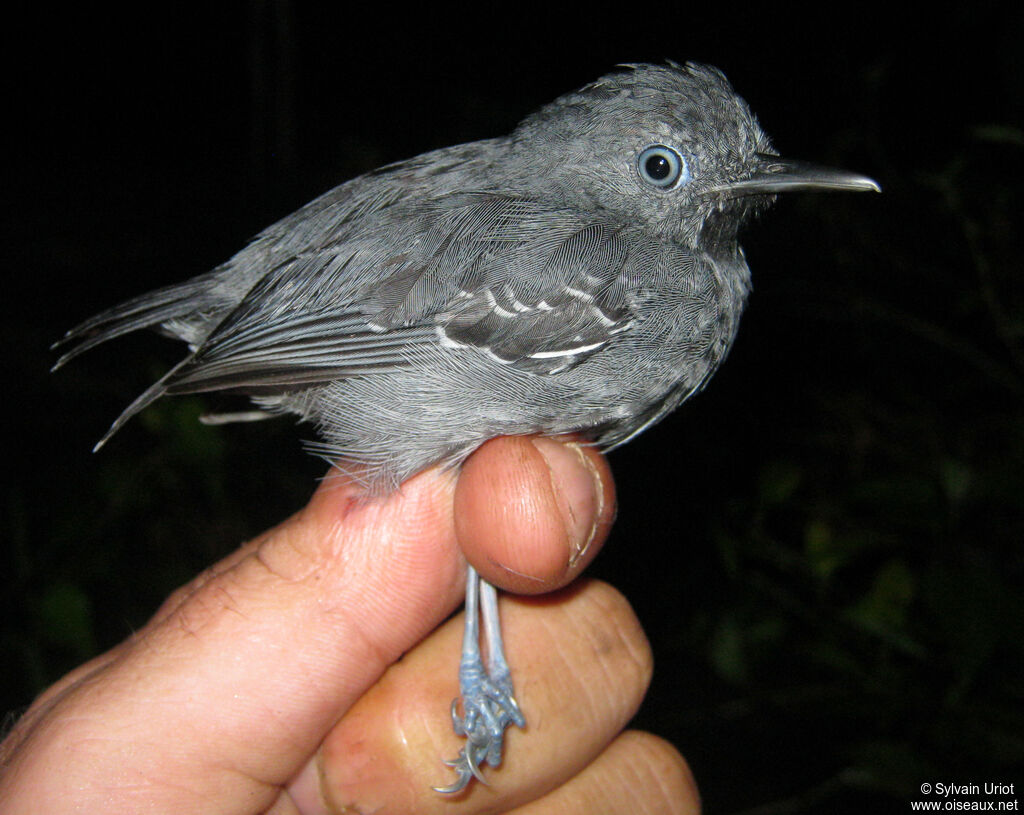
top-left (0, 436), bottom-right (699, 814)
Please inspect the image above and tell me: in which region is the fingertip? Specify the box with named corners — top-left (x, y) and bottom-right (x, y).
top-left (616, 731), bottom-right (702, 814)
top-left (454, 436), bottom-right (615, 594)
top-left (532, 437), bottom-right (615, 570)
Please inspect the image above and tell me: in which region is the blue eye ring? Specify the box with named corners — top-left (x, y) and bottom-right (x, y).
top-left (637, 145), bottom-right (688, 189)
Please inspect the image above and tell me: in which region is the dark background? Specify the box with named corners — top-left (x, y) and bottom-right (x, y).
top-left (5, 3), bottom-right (1022, 812)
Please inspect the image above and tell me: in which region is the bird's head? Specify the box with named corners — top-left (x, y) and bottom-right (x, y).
top-left (511, 62), bottom-right (878, 253)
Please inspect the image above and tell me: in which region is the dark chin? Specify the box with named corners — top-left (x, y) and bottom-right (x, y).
top-left (699, 195), bottom-right (774, 249)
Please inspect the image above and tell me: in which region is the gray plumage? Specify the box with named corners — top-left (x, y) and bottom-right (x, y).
top-left (55, 64), bottom-right (811, 489)
top-left (54, 61), bottom-right (878, 790)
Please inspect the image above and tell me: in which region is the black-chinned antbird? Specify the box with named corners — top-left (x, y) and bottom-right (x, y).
top-left (54, 62), bottom-right (879, 792)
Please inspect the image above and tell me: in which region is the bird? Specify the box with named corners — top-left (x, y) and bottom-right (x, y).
top-left (53, 61), bottom-right (879, 792)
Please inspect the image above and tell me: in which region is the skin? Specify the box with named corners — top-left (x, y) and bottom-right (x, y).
top-left (0, 437), bottom-right (699, 814)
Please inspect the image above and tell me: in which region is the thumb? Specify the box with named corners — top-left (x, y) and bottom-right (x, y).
top-left (455, 435), bottom-right (616, 594)
top-left (1, 436), bottom-right (614, 813)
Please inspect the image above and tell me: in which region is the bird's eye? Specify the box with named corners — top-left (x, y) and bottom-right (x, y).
top-left (637, 145), bottom-right (688, 189)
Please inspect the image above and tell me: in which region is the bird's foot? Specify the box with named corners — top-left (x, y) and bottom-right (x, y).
top-left (433, 664), bottom-right (525, 793)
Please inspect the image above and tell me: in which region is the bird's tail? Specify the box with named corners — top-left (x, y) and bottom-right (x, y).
top-left (52, 269), bottom-right (240, 449)
top-left (50, 271), bottom-right (224, 370)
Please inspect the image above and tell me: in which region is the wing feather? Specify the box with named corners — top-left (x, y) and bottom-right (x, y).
top-left (163, 194), bottom-right (643, 392)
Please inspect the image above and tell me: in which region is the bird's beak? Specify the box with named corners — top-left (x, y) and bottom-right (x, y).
top-left (714, 154), bottom-right (881, 196)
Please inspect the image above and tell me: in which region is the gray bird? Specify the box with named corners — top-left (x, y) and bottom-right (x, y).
top-left (54, 61), bottom-right (879, 792)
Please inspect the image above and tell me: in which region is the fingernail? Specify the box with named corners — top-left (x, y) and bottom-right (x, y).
top-left (531, 438), bottom-right (602, 566)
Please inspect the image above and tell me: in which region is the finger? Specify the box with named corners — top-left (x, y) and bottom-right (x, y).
top-left (11, 510), bottom-right (283, 722)
top-left (509, 732), bottom-right (700, 815)
top-left (1, 437), bottom-right (613, 812)
top-left (22, 434), bottom-right (611, 723)
top-left (455, 436), bottom-right (615, 594)
top-left (285, 579), bottom-right (652, 815)
top-left (13, 503), bottom-right (302, 724)
top-left (1, 467), bottom-right (464, 812)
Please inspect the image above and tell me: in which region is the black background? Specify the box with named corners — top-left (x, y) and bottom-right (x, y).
top-left (5, 3), bottom-right (1023, 812)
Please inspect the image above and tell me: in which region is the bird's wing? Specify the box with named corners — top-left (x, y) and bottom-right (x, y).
top-left (164, 193), bottom-right (642, 394)
top-left (52, 142), bottom-right (500, 368)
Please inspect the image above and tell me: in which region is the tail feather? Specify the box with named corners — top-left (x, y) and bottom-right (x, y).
top-left (92, 358), bottom-right (191, 451)
top-left (51, 272), bottom-right (224, 370)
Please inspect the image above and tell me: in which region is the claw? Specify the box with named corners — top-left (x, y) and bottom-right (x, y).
top-left (434, 736), bottom-right (490, 793)
top-left (449, 698), bottom-right (466, 735)
top-left (432, 763), bottom-right (475, 794)
top-left (465, 742), bottom-right (487, 783)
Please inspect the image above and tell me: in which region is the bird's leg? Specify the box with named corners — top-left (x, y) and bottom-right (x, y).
top-left (434, 565), bottom-right (525, 793)
top-left (478, 577), bottom-right (524, 763)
